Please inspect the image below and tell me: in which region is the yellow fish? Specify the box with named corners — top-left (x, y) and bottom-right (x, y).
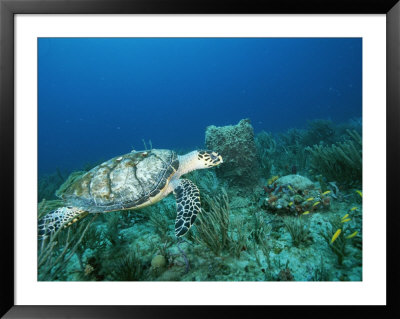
top-left (341, 213), bottom-right (349, 220)
top-left (322, 190), bottom-right (331, 195)
top-left (346, 231), bottom-right (358, 239)
top-left (355, 190), bottom-right (362, 197)
top-left (341, 218), bottom-right (351, 223)
top-left (268, 175), bottom-right (279, 185)
top-left (306, 197), bottom-right (314, 201)
top-left (350, 207), bottom-right (358, 211)
top-left (288, 185), bottom-right (293, 191)
top-left (288, 202), bottom-right (293, 206)
top-left (312, 201), bottom-right (320, 207)
top-left (302, 211), bottom-right (310, 215)
top-left (330, 229), bottom-right (341, 244)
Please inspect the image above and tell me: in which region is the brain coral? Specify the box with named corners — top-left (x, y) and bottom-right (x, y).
top-left (275, 174), bottom-right (314, 191)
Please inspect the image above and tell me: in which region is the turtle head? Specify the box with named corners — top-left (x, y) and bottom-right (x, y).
top-left (177, 150), bottom-right (223, 177)
top-left (197, 150), bottom-right (223, 168)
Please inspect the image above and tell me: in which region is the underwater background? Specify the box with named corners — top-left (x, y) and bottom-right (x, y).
top-left (38, 38), bottom-right (362, 281)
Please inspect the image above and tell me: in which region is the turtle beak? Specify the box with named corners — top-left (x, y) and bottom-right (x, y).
top-left (211, 152), bottom-right (223, 165)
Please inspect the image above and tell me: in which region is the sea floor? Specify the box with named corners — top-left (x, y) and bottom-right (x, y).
top-left (42, 184), bottom-right (362, 282)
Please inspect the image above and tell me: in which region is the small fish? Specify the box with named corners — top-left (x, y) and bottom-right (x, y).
top-left (288, 185), bottom-right (293, 191)
top-left (302, 211), bottom-right (310, 215)
top-left (355, 190), bottom-right (362, 197)
top-left (322, 190), bottom-right (331, 195)
top-left (350, 207), bottom-right (358, 211)
top-left (306, 197), bottom-right (314, 201)
top-left (288, 202), bottom-right (293, 206)
top-left (346, 231), bottom-right (358, 239)
top-left (341, 213), bottom-right (349, 220)
top-left (341, 218), bottom-right (351, 223)
top-left (330, 229), bottom-right (342, 244)
top-left (312, 201), bottom-right (320, 207)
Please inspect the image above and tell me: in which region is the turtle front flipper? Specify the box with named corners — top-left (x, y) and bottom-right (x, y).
top-left (38, 207), bottom-right (88, 239)
top-left (172, 178), bottom-right (201, 237)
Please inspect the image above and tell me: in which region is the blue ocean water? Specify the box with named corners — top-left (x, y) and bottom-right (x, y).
top-left (38, 38), bottom-right (361, 175)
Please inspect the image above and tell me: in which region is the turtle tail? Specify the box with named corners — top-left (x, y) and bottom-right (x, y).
top-left (38, 207), bottom-right (89, 239)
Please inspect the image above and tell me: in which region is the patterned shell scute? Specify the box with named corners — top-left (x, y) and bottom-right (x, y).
top-left (59, 149), bottom-right (179, 213)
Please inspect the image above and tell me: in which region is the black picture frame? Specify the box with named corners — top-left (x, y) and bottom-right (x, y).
top-left (1, 0), bottom-right (399, 318)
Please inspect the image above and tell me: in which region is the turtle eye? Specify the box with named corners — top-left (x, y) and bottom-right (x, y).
top-left (201, 151), bottom-right (223, 166)
top-left (197, 150), bottom-right (223, 166)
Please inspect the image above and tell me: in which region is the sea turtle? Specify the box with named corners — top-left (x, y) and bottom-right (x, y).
top-left (38, 149), bottom-right (223, 238)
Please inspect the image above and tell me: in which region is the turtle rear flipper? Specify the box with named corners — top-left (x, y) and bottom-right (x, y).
top-left (172, 178), bottom-right (201, 237)
top-left (38, 207), bottom-right (88, 239)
